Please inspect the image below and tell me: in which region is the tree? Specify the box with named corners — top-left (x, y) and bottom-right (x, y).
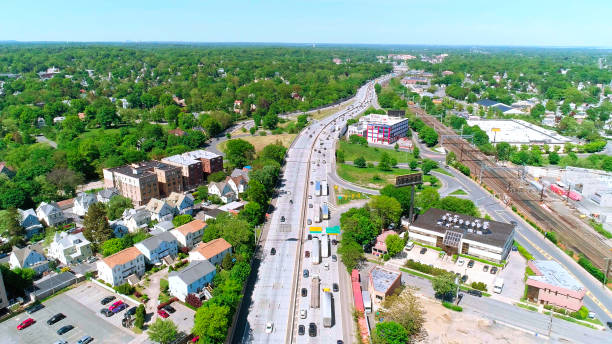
top-left (193, 303), bottom-right (231, 343)
top-left (239, 202), bottom-right (264, 226)
top-left (354, 156), bottom-right (366, 168)
top-left (421, 159), bottom-right (438, 175)
top-left (412, 146), bottom-right (420, 158)
top-left (369, 196), bottom-right (402, 228)
top-left (530, 104), bottom-right (545, 119)
top-left (134, 304), bottom-right (146, 329)
top-left (147, 318), bottom-right (178, 344)
top-left (409, 159), bottom-right (418, 170)
top-left (246, 180), bottom-right (268, 206)
top-left (262, 113), bottom-right (279, 129)
top-left (380, 185), bottom-right (412, 216)
top-left (446, 151), bottom-right (456, 166)
top-left (416, 187), bottom-right (440, 213)
top-left (202, 117), bottom-right (222, 137)
top-left (385, 234), bottom-right (404, 257)
top-left (260, 143), bottom-right (287, 164)
top-left (336, 150), bottom-right (345, 163)
top-left (381, 289), bottom-right (424, 336)
top-left (107, 195), bottom-right (133, 221)
top-left (438, 196), bottom-right (479, 217)
top-left (349, 134), bottom-right (368, 146)
top-left (379, 152), bottom-right (395, 171)
top-left (373, 321), bottom-right (409, 344)
top-left (82, 202), bottom-right (112, 247)
top-left (172, 214), bottom-right (193, 227)
top-left (495, 142), bottom-right (511, 161)
top-left (225, 139), bottom-right (255, 168)
top-left (0, 207), bottom-right (24, 239)
top-left (101, 238), bottom-right (125, 257)
top-left (221, 253), bottom-right (234, 270)
top-left (432, 273), bottom-right (457, 300)
top-left (548, 151), bottom-right (560, 165)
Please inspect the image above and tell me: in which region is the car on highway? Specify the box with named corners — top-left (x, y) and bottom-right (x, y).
top-left (158, 309), bottom-right (170, 318)
top-left (323, 262), bottom-right (329, 270)
top-left (303, 269), bottom-right (309, 278)
top-left (332, 254), bottom-right (337, 262)
top-left (333, 283), bottom-right (339, 292)
top-left (308, 322), bottom-right (317, 337)
top-left (607, 321), bottom-right (612, 330)
top-left (305, 250), bottom-right (310, 258)
top-left (101, 296), bottom-right (116, 305)
top-left (467, 260), bottom-right (475, 268)
top-left (100, 308), bottom-right (113, 317)
top-left (512, 246), bottom-right (518, 251)
top-left (265, 322), bottom-right (274, 334)
top-left (420, 247), bottom-right (427, 254)
top-left (17, 318), bottom-right (35, 330)
top-left (308, 195), bottom-right (312, 199)
top-left (57, 325), bottom-right (74, 335)
top-left (301, 288), bottom-right (307, 297)
top-left (483, 265), bottom-right (489, 272)
top-left (164, 305), bottom-right (176, 313)
top-left (332, 239), bottom-right (337, 245)
top-left (270, 248), bottom-right (276, 255)
top-left (77, 335), bottom-right (93, 344)
top-left (26, 303), bottom-right (44, 314)
top-left (298, 324), bottom-right (305, 335)
top-left (47, 313), bottom-right (65, 325)
top-left (309, 203), bottom-right (313, 208)
top-left (280, 216), bottom-right (285, 222)
top-left (307, 219), bottom-right (312, 225)
top-left (467, 289), bottom-right (482, 297)
top-left (490, 266), bottom-right (498, 274)
top-left (300, 309), bottom-right (307, 319)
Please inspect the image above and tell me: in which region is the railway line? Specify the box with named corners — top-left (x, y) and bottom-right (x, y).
top-left (412, 106), bottom-right (612, 269)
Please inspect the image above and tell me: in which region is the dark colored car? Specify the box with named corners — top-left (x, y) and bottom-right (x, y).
top-left (467, 260), bottom-right (475, 268)
top-left (101, 308), bottom-right (113, 317)
top-left (333, 283), bottom-right (339, 292)
top-left (26, 303), bottom-right (44, 314)
top-left (57, 325), bottom-right (74, 335)
top-left (332, 254), bottom-right (337, 262)
top-left (298, 324), bottom-right (305, 335)
top-left (305, 251), bottom-right (310, 258)
top-left (420, 247), bottom-right (427, 254)
top-left (490, 267), bottom-right (498, 274)
top-left (270, 248), bottom-right (276, 255)
top-left (101, 296), bottom-right (116, 305)
top-left (301, 288), bottom-right (307, 297)
top-left (483, 265), bottom-right (489, 272)
top-left (164, 305), bottom-right (176, 314)
top-left (125, 306), bottom-right (137, 317)
top-left (47, 313), bottom-right (66, 325)
top-left (307, 234), bottom-right (312, 240)
top-left (280, 216), bottom-right (285, 222)
top-left (112, 303), bottom-right (128, 313)
top-left (332, 239), bottom-right (337, 245)
top-left (337, 341), bottom-right (344, 344)
top-left (607, 321), bottom-right (612, 330)
top-left (461, 275), bottom-right (468, 283)
top-left (467, 289), bottom-right (483, 297)
top-left (308, 322), bottom-right (317, 337)
top-left (303, 269), bottom-right (309, 278)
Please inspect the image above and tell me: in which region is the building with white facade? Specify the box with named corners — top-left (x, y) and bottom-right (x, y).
top-left (9, 245), bottom-right (49, 275)
top-left (97, 246), bottom-right (145, 286)
top-left (168, 260), bottom-right (216, 302)
top-left (36, 201), bottom-right (66, 227)
top-left (171, 220), bottom-right (207, 249)
top-left (73, 192), bottom-right (98, 216)
top-left (145, 198), bottom-right (175, 222)
top-left (346, 114), bottom-right (409, 145)
top-left (48, 232), bottom-right (93, 265)
top-left (189, 238), bottom-right (232, 266)
top-left (134, 231), bottom-right (178, 264)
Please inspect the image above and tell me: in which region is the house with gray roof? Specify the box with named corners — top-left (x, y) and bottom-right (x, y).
top-left (97, 188), bottom-right (119, 204)
top-left (168, 260), bottom-right (216, 301)
top-left (9, 245), bottom-right (49, 275)
top-left (48, 232), bottom-right (93, 265)
top-left (73, 192), bottom-right (98, 216)
top-left (18, 208), bottom-right (43, 238)
top-left (36, 201), bottom-right (66, 227)
top-left (134, 231), bottom-right (178, 264)
top-left (208, 181), bottom-right (236, 204)
top-left (145, 198), bottom-right (175, 222)
top-left (122, 208), bottom-right (151, 233)
top-left (110, 219), bottom-right (129, 238)
top-left (166, 192), bottom-right (195, 215)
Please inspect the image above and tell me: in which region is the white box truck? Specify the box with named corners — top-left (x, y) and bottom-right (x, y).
top-left (322, 291), bottom-right (333, 328)
top-left (321, 234), bottom-right (330, 258)
top-left (493, 278), bottom-right (504, 294)
top-left (311, 237), bottom-right (321, 265)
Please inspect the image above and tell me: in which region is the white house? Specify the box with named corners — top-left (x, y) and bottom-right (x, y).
top-left (168, 260), bottom-right (216, 302)
top-left (208, 181), bottom-right (236, 204)
top-left (9, 245), bottom-right (49, 275)
top-left (73, 192), bottom-right (98, 216)
top-left (18, 208), bottom-right (43, 239)
top-left (97, 246), bottom-right (145, 286)
top-left (166, 192), bottom-right (195, 215)
top-left (122, 208), bottom-right (151, 233)
top-left (171, 219), bottom-right (207, 249)
top-left (96, 188), bottom-right (119, 204)
top-left (189, 238), bottom-right (232, 266)
top-left (227, 175), bottom-right (248, 195)
top-left (48, 232), bottom-right (93, 265)
top-left (134, 232), bottom-right (178, 265)
top-left (145, 198), bottom-right (175, 222)
top-left (230, 168), bottom-right (250, 182)
top-left (36, 201), bottom-right (66, 227)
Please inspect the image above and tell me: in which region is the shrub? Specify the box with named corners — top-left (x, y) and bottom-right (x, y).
top-left (577, 255), bottom-right (605, 282)
top-left (570, 306), bottom-right (589, 320)
top-left (470, 282), bottom-right (487, 291)
top-left (383, 254), bottom-right (391, 261)
top-left (186, 293), bottom-right (202, 308)
top-left (405, 259), bottom-right (450, 277)
top-left (160, 279), bottom-right (169, 294)
top-left (545, 231), bottom-right (558, 244)
top-left (115, 283), bottom-right (135, 295)
top-left (134, 304), bottom-right (145, 329)
top-left (442, 301), bottom-right (463, 312)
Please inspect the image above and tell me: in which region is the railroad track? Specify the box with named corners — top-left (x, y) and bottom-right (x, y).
top-left (412, 107), bottom-right (612, 268)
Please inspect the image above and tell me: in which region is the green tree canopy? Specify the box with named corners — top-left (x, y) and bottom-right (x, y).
top-left (148, 318), bottom-right (178, 344)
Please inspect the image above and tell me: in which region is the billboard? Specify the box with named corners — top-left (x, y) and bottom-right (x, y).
top-left (387, 109), bottom-right (405, 117)
top-left (395, 173), bottom-right (423, 187)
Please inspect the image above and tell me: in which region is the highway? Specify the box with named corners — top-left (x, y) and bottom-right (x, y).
top-left (237, 74), bottom-right (392, 344)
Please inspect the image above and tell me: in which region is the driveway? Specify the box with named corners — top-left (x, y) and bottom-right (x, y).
top-left (141, 269), bottom-right (169, 317)
top-left (497, 251), bottom-right (527, 301)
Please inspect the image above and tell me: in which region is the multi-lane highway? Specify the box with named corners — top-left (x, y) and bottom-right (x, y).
top-left (237, 75), bottom-right (392, 344)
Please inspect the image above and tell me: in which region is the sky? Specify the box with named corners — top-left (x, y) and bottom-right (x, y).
top-left (1, 0), bottom-right (612, 47)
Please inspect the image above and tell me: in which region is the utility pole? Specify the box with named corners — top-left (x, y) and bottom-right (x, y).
top-left (547, 308), bottom-right (553, 337)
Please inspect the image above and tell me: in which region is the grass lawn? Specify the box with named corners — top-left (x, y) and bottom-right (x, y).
top-left (338, 141), bottom-right (413, 163)
top-left (311, 100), bottom-right (354, 120)
top-left (450, 189), bottom-right (468, 196)
top-left (516, 303), bottom-right (538, 312)
top-left (433, 168), bottom-right (453, 176)
top-left (337, 163), bottom-right (442, 189)
top-left (218, 133), bottom-right (297, 153)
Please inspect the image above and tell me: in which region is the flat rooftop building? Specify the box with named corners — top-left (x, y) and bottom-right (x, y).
top-left (162, 150), bottom-right (223, 189)
top-left (526, 260), bottom-right (585, 311)
top-left (368, 267), bottom-right (401, 305)
top-left (405, 208), bottom-right (515, 263)
top-left (346, 114), bottom-right (409, 145)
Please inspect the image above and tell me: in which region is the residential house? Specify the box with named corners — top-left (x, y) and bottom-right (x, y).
top-left (368, 267), bottom-right (401, 305)
top-left (371, 230), bottom-right (395, 257)
top-left (0, 162), bottom-right (15, 178)
top-left (227, 175), bottom-right (248, 195)
top-left (171, 220), bottom-right (207, 249)
top-left (9, 245), bottom-right (49, 275)
top-left (195, 208), bottom-right (225, 221)
top-left (123, 208), bottom-right (151, 233)
top-left (73, 192), bottom-right (98, 216)
top-left (48, 232), bottom-right (93, 265)
top-left (217, 201), bottom-right (245, 215)
top-left (97, 247), bottom-right (145, 286)
top-left (110, 220), bottom-right (129, 238)
top-left (18, 209), bottom-right (43, 239)
top-left (36, 201), bottom-right (66, 227)
top-left (230, 168), bottom-right (250, 182)
top-left (168, 260), bottom-right (216, 302)
top-left (134, 232), bottom-right (178, 264)
top-left (56, 198), bottom-right (74, 211)
top-left (145, 198), bottom-right (175, 222)
top-left (168, 128), bottom-right (186, 137)
top-left (166, 192), bottom-right (195, 215)
top-left (189, 238), bottom-right (232, 266)
top-left (97, 188), bottom-right (119, 204)
top-left (208, 180), bottom-right (237, 204)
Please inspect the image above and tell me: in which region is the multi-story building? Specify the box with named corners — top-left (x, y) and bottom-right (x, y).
top-left (405, 208), bottom-right (514, 263)
top-left (189, 238), bottom-right (233, 266)
top-left (9, 245), bottom-right (49, 275)
top-left (346, 114), bottom-right (409, 145)
top-left (48, 232), bottom-right (93, 265)
top-left (97, 246), bottom-right (145, 286)
top-left (161, 150), bottom-right (223, 189)
top-left (368, 267), bottom-right (401, 305)
top-left (103, 161), bottom-right (182, 206)
top-left (36, 201), bottom-right (66, 227)
top-left (134, 232), bottom-right (179, 264)
top-left (18, 208), bottom-right (43, 239)
top-left (171, 219), bottom-right (207, 249)
top-left (168, 260), bottom-right (216, 302)
top-left (526, 260), bottom-right (585, 312)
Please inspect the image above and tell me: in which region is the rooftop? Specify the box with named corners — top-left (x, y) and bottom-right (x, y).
top-left (107, 161), bottom-right (178, 179)
top-left (466, 119), bottom-right (575, 145)
top-left (370, 267), bottom-right (400, 293)
top-left (410, 208), bottom-right (514, 248)
top-left (102, 246), bottom-right (142, 268)
top-left (174, 219), bottom-right (207, 236)
top-left (169, 260), bottom-right (215, 285)
top-left (476, 99), bottom-right (500, 107)
top-left (529, 260), bottom-right (583, 292)
top-left (193, 238), bottom-right (232, 259)
top-left (359, 114), bottom-right (408, 126)
top-left (135, 231), bottom-right (177, 251)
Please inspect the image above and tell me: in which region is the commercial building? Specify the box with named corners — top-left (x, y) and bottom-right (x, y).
top-left (189, 238), bottom-right (233, 266)
top-left (161, 150), bottom-right (223, 189)
top-left (405, 208), bottom-right (515, 263)
top-left (97, 247), bottom-right (145, 286)
top-left (103, 161), bottom-right (183, 206)
top-left (371, 230), bottom-right (395, 257)
top-left (168, 260), bottom-right (216, 302)
top-left (526, 260), bottom-right (585, 312)
top-left (346, 114), bottom-right (409, 145)
top-left (368, 267), bottom-right (401, 305)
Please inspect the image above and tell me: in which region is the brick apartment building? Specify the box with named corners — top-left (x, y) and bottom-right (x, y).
top-left (103, 161), bottom-right (183, 206)
top-left (162, 150), bottom-right (223, 189)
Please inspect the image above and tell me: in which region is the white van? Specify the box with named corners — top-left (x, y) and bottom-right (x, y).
top-left (493, 278), bottom-right (504, 294)
top-left (405, 241), bottom-right (415, 251)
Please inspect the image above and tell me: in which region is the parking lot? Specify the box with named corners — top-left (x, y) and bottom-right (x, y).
top-left (0, 282), bottom-right (135, 344)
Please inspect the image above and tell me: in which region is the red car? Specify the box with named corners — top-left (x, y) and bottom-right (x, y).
top-left (157, 309), bottom-right (169, 318)
top-left (191, 335), bottom-right (200, 343)
top-left (109, 300), bottom-right (124, 311)
top-left (17, 318), bottom-right (35, 330)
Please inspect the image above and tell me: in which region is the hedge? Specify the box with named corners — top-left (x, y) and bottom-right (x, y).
top-left (577, 255), bottom-right (605, 283)
top-left (471, 282), bottom-right (487, 291)
top-left (405, 259), bottom-right (452, 277)
top-left (570, 306), bottom-right (589, 320)
top-left (442, 301), bottom-right (463, 312)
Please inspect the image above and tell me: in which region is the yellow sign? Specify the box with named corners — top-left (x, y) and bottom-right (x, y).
top-left (491, 128), bottom-right (501, 132)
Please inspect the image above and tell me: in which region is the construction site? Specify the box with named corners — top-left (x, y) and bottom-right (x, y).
top-left (411, 105), bottom-right (612, 270)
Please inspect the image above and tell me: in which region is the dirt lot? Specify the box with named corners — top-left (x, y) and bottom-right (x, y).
top-left (419, 298), bottom-right (539, 344)
top-left (218, 133), bottom-right (297, 153)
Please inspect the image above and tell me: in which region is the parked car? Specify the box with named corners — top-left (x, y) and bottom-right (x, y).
top-left (309, 322), bottom-right (317, 337)
top-left (323, 262), bottom-right (329, 270)
top-left (307, 219), bottom-right (312, 225)
top-left (309, 203), bottom-right (313, 208)
top-left (53, 341), bottom-right (68, 344)
top-left (490, 267), bottom-right (498, 274)
top-left (265, 322), bottom-right (274, 334)
top-left (164, 305), bottom-right (176, 314)
top-left (157, 309), bottom-right (170, 318)
top-left (300, 309), bottom-right (307, 319)
top-left (303, 269), bottom-right (309, 278)
top-left (607, 321), bottom-right (612, 330)
top-left (467, 289), bottom-right (482, 297)
top-left (298, 324), bottom-right (305, 335)
top-left (305, 250), bottom-right (310, 258)
top-left (301, 288), bottom-right (307, 297)
top-left (112, 303), bottom-right (128, 313)
top-left (47, 313), bottom-right (66, 325)
top-left (17, 318), bottom-right (35, 330)
top-left (307, 234), bottom-right (312, 240)
top-left (125, 306), bottom-right (137, 317)
top-left (100, 308), bottom-right (113, 317)
top-left (483, 265), bottom-right (489, 272)
top-left (57, 325), bottom-right (74, 335)
top-left (270, 248), bottom-right (276, 255)
top-left (101, 296), bottom-right (116, 305)
top-left (419, 247), bottom-right (427, 254)
top-left (333, 283), bottom-right (339, 292)
top-left (457, 259), bottom-right (465, 266)
top-left (332, 254), bottom-right (337, 262)
top-left (511, 246), bottom-right (518, 251)
top-left (467, 260), bottom-right (475, 268)
top-left (280, 216), bottom-right (285, 222)
top-left (26, 303), bottom-right (44, 314)
top-left (461, 275), bottom-right (468, 283)
top-left (77, 335), bottom-right (93, 344)
top-left (109, 300), bottom-right (124, 311)
top-left (332, 239), bottom-right (337, 245)
top-left (308, 195), bottom-right (312, 199)
top-left (405, 241), bottom-right (415, 251)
